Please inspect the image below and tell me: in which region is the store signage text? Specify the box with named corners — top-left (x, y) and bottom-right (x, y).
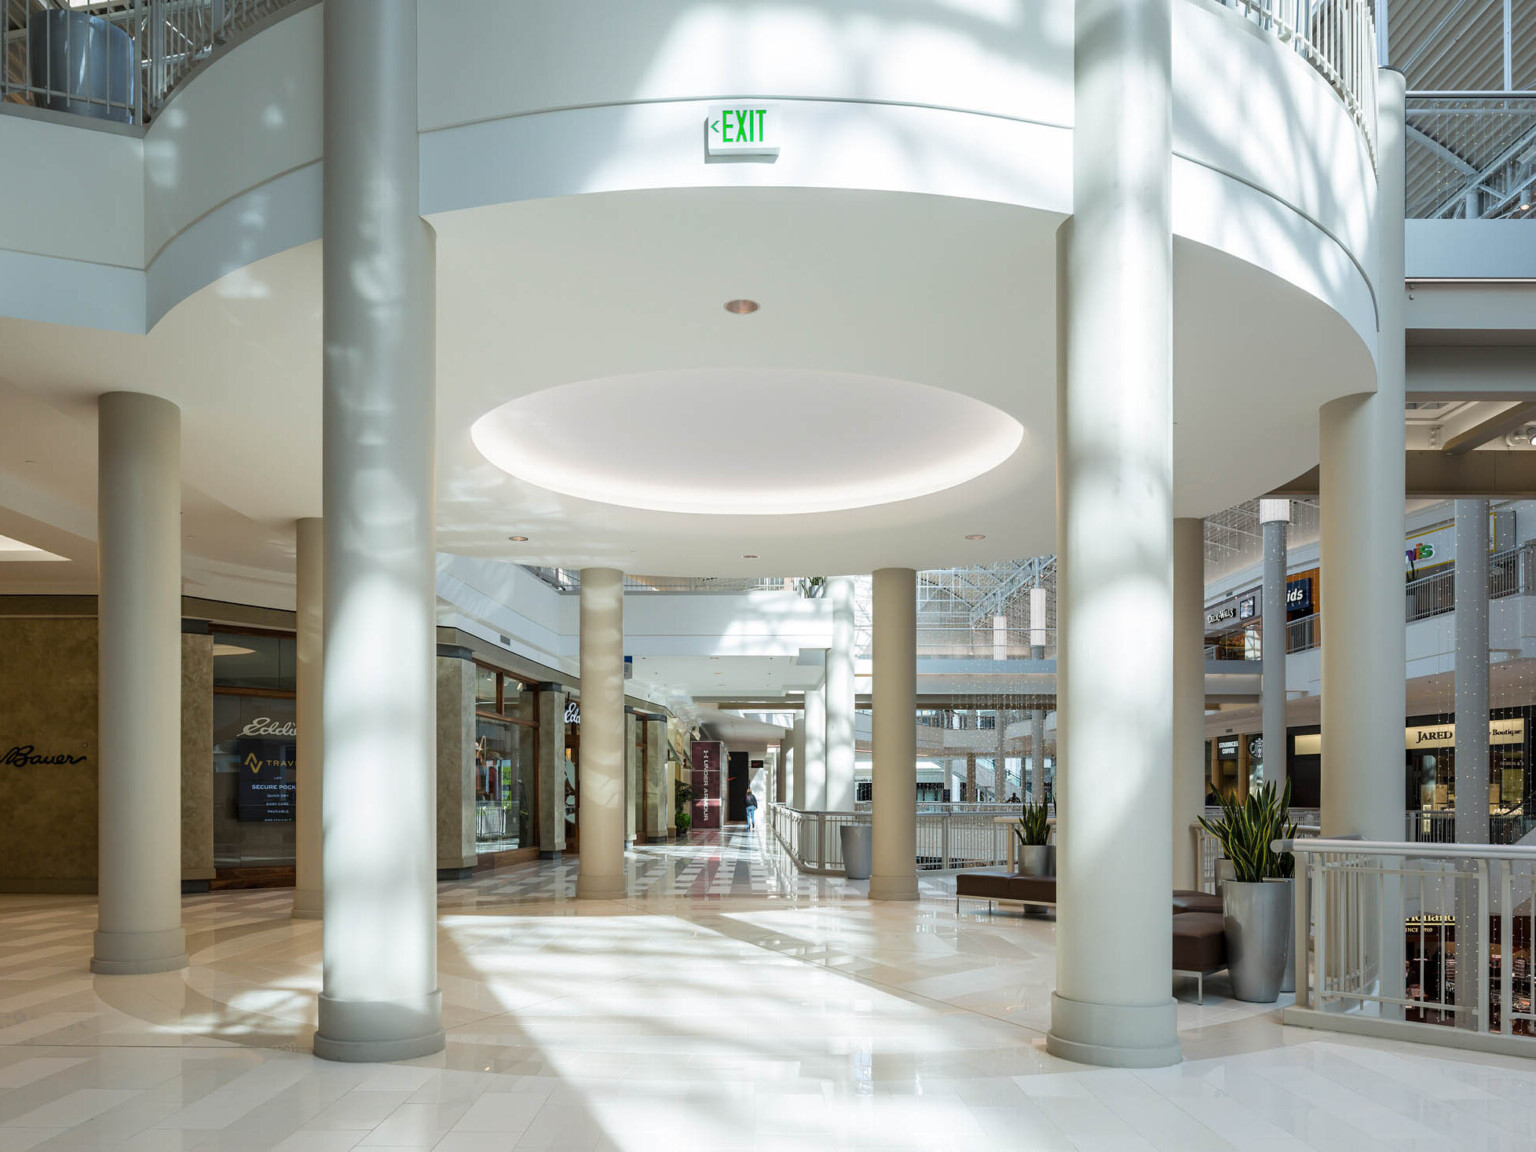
top-left (706, 103), bottom-right (780, 158)
top-left (1206, 605), bottom-right (1238, 628)
top-left (1286, 578), bottom-right (1312, 615)
top-left (1405, 719), bottom-right (1524, 749)
top-left (1216, 738), bottom-right (1240, 759)
top-left (564, 701), bottom-right (581, 725)
top-left (1406, 542), bottom-right (1436, 565)
top-left (239, 717), bottom-right (297, 738)
top-left (1, 744), bottom-right (86, 766)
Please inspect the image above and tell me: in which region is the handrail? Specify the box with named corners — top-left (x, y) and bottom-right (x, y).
top-left (1282, 837), bottom-right (1536, 860)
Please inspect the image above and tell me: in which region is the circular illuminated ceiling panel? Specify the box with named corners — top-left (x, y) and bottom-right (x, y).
top-left (471, 369), bottom-right (1024, 516)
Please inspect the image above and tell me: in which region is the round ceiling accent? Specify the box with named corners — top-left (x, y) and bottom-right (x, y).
top-left (471, 368), bottom-right (1024, 516)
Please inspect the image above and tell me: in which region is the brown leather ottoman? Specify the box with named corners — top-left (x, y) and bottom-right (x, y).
top-left (1172, 911), bottom-right (1227, 1003)
top-left (1172, 889), bottom-right (1223, 915)
top-left (955, 872), bottom-right (1057, 914)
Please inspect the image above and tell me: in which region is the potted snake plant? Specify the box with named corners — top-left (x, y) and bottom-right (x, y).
top-left (1013, 802), bottom-right (1053, 876)
top-left (1198, 781), bottom-right (1298, 1002)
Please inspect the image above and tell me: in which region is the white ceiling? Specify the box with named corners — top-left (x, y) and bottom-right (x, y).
top-left (0, 185), bottom-right (1374, 594)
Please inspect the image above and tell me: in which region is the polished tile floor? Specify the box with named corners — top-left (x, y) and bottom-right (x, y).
top-left (2, 827), bottom-right (1534, 1150)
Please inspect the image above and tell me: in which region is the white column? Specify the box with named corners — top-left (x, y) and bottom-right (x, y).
top-left (1030, 588), bottom-right (1049, 807)
top-left (1030, 711), bottom-right (1046, 805)
top-left (92, 391), bottom-right (187, 976)
top-left (790, 718), bottom-right (806, 808)
top-left (1318, 68), bottom-right (1407, 842)
top-left (1455, 500), bottom-right (1490, 843)
top-left (804, 677), bottom-right (827, 809)
top-left (292, 517), bottom-right (323, 920)
top-left (313, 0), bottom-right (442, 1062)
top-left (1048, 0), bottom-right (1179, 1068)
top-left (994, 715), bottom-right (1008, 801)
top-left (1259, 499), bottom-right (1291, 790)
top-left (1173, 518), bottom-right (1206, 892)
top-left (870, 568), bottom-right (918, 900)
top-left (577, 568), bottom-right (626, 898)
top-left (824, 577), bottom-right (857, 811)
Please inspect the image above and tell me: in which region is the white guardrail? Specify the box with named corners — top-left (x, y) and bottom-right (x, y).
top-left (766, 803), bottom-right (1032, 875)
top-left (1283, 838), bottom-right (1536, 1054)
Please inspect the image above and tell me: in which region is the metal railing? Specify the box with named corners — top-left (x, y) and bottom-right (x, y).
top-left (523, 568), bottom-right (802, 595)
top-left (766, 802), bottom-right (1019, 875)
top-left (1404, 809), bottom-right (1536, 847)
top-left (2, 0), bottom-right (301, 125)
top-left (1286, 838), bottom-right (1536, 1049)
top-left (1215, 0), bottom-right (1378, 165)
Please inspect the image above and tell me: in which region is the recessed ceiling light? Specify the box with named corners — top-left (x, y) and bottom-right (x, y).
top-left (509, 535), bottom-right (529, 542)
top-left (724, 299), bottom-right (759, 315)
top-left (965, 534), bottom-right (986, 540)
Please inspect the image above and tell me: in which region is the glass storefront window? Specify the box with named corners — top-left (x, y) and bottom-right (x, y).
top-left (474, 665), bottom-right (539, 851)
top-left (212, 632), bottom-right (296, 692)
top-left (213, 693), bottom-right (297, 867)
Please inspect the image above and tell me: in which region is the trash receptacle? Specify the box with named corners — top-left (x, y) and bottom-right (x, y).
top-left (28, 11), bottom-right (136, 124)
top-left (840, 823), bottom-right (872, 880)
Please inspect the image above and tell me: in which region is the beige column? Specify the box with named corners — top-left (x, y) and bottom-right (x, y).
top-left (537, 685), bottom-right (566, 857)
top-left (292, 517), bottom-right (324, 918)
top-left (869, 568), bottom-right (919, 900)
top-left (576, 569), bottom-right (626, 899)
top-left (93, 391), bottom-right (187, 975)
top-left (435, 649), bottom-right (476, 878)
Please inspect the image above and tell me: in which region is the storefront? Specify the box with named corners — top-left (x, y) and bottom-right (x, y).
top-left (1400, 711), bottom-right (1530, 816)
top-left (473, 664), bottom-right (539, 855)
top-left (211, 629), bottom-right (298, 872)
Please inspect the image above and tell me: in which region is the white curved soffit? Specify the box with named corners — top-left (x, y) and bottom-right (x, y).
top-left (470, 369), bottom-right (1025, 516)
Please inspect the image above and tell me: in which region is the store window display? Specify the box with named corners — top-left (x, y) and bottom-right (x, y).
top-left (211, 632), bottom-right (297, 868)
top-left (475, 667), bottom-right (538, 850)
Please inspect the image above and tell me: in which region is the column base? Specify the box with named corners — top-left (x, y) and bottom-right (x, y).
top-left (314, 991), bottom-right (445, 1062)
top-left (576, 873), bottom-right (627, 900)
top-left (1046, 992), bottom-right (1180, 1068)
top-left (538, 850), bottom-right (563, 861)
top-left (868, 875), bottom-right (920, 901)
top-left (291, 888), bottom-right (323, 920)
top-left (90, 927), bottom-right (187, 975)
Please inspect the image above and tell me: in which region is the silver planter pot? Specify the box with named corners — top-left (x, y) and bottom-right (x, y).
top-left (1223, 879), bottom-right (1292, 1003)
top-left (1215, 858), bottom-right (1236, 895)
top-left (1016, 844), bottom-right (1052, 876)
top-left (1273, 877), bottom-right (1295, 993)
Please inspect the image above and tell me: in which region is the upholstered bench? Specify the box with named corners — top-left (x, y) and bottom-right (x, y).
top-left (954, 871), bottom-right (1057, 914)
top-left (1171, 911), bottom-right (1228, 1004)
top-left (1172, 889), bottom-right (1224, 916)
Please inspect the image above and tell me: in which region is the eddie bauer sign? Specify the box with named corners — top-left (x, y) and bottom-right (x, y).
top-left (1, 744), bottom-right (86, 766)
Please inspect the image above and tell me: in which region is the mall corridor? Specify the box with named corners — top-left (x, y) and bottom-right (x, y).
top-left (0, 831), bottom-right (1533, 1151)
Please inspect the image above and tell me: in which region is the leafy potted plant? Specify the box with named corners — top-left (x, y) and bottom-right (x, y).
top-left (1013, 802), bottom-right (1053, 876)
top-left (674, 780), bottom-right (695, 838)
top-left (1198, 781), bottom-right (1298, 1003)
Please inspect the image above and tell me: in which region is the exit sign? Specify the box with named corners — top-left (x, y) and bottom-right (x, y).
top-left (706, 103), bottom-right (780, 158)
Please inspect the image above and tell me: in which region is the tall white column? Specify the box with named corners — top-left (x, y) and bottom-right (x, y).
top-left (790, 718), bottom-right (806, 808)
top-left (314, 0), bottom-right (442, 1062)
top-left (804, 677), bottom-right (827, 809)
top-left (1319, 68), bottom-right (1407, 842)
top-left (994, 715), bottom-right (1008, 801)
top-left (1454, 499), bottom-right (1490, 1026)
top-left (1259, 500), bottom-right (1291, 790)
top-left (1173, 518), bottom-right (1206, 891)
top-left (824, 577), bottom-right (857, 811)
top-left (1455, 500), bottom-right (1490, 843)
top-left (1048, 0), bottom-right (1179, 1068)
top-left (92, 392), bottom-right (187, 975)
top-left (870, 568), bottom-right (918, 900)
top-left (577, 568), bottom-right (626, 898)
top-left (292, 517), bottom-right (323, 920)
top-left (1030, 708), bottom-right (1046, 805)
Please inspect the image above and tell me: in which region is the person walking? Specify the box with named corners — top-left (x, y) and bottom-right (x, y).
top-left (744, 787), bottom-right (758, 831)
